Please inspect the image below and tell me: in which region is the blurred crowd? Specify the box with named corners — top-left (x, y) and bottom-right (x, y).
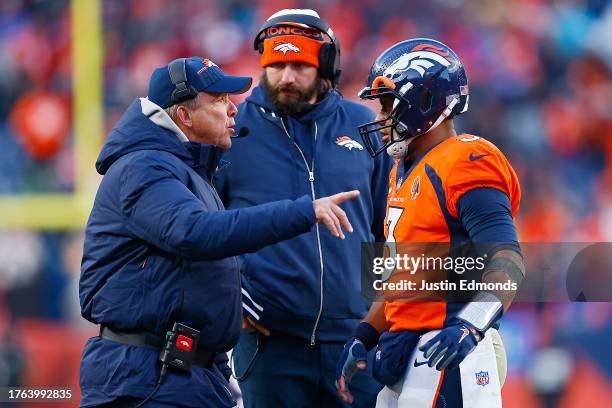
top-left (0, 0), bottom-right (611, 406)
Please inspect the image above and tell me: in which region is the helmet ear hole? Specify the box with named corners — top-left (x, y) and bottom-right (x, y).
top-left (420, 89), bottom-right (434, 114)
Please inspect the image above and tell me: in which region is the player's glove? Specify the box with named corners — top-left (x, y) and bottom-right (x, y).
top-left (336, 338), bottom-right (368, 384)
top-left (420, 291), bottom-right (505, 371)
top-left (418, 321), bottom-right (481, 371)
top-left (335, 322), bottom-right (379, 403)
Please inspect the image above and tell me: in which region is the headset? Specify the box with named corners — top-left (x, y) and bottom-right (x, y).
top-left (167, 58), bottom-right (198, 105)
top-left (253, 13), bottom-right (342, 87)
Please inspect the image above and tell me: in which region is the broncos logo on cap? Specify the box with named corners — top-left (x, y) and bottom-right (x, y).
top-left (382, 46), bottom-right (453, 81)
top-left (273, 42), bottom-right (300, 55)
top-left (197, 59), bottom-right (218, 75)
top-left (336, 136), bottom-right (364, 151)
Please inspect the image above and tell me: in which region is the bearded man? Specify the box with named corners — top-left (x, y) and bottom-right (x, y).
top-left (214, 8), bottom-right (391, 408)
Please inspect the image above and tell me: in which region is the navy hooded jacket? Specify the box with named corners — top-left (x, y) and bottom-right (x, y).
top-left (78, 97), bottom-right (316, 407)
top-left (215, 87), bottom-right (392, 343)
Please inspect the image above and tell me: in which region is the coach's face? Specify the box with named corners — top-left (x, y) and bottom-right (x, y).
top-left (263, 62), bottom-right (318, 114)
top-left (179, 92), bottom-right (237, 149)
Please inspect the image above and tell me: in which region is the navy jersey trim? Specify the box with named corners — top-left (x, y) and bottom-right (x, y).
top-left (396, 140), bottom-right (445, 190)
top-left (424, 163), bottom-right (467, 241)
top-left (425, 163), bottom-right (470, 326)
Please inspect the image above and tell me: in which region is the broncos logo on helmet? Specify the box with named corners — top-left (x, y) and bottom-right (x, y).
top-left (383, 50), bottom-right (452, 81)
top-left (273, 42), bottom-right (301, 55)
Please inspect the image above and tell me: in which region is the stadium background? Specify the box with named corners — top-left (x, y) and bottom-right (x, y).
top-left (0, 0), bottom-right (611, 406)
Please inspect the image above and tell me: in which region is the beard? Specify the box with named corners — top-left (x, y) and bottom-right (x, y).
top-left (260, 73), bottom-right (322, 116)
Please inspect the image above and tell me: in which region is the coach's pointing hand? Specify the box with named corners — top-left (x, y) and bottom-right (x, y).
top-left (313, 190), bottom-right (360, 239)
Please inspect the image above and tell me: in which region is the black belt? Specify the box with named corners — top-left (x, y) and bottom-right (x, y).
top-left (100, 326), bottom-right (217, 368)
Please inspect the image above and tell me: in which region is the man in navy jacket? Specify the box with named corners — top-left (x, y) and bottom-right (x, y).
top-left (215, 9), bottom-right (391, 408)
top-left (79, 56), bottom-right (359, 407)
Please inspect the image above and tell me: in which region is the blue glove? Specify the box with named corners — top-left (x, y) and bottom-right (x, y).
top-left (336, 338), bottom-right (368, 385)
top-left (335, 322), bottom-right (379, 390)
top-left (418, 322), bottom-right (480, 371)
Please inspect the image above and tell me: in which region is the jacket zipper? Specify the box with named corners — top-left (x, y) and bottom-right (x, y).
top-left (279, 119), bottom-right (324, 346)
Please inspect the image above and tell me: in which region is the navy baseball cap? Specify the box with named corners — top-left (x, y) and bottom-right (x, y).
top-left (148, 57), bottom-right (252, 109)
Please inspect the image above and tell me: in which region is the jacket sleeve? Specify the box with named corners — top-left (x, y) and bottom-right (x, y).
top-left (119, 160), bottom-right (315, 261)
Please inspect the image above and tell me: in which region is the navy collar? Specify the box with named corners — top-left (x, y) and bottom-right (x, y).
top-left (396, 140), bottom-right (445, 189)
top-left (183, 142), bottom-right (224, 180)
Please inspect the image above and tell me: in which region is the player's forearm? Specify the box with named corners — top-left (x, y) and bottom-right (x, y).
top-left (456, 249), bottom-right (524, 335)
top-left (362, 301), bottom-right (390, 334)
top-left (481, 249), bottom-right (525, 312)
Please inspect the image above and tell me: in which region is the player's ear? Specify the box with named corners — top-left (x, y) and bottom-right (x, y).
top-left (176, 105), bottom-right (193, 128)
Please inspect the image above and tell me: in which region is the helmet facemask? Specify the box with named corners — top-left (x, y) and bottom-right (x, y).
top-left (357, 82), bottom-right (415, 158)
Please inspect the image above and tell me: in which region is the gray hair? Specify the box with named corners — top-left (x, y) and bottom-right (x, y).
top-left (164, 94), bottom-right (201, 121)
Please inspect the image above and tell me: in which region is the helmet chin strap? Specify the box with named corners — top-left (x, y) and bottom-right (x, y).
top-left (385, 138), bottom-right (410, 160)
top-left (428, 96), bottom-right (459, 134)
top-left (386, 131), bottom-right (415, 160)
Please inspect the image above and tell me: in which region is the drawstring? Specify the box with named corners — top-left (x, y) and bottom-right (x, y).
top-left (230, 333), bottom-right (261, 382)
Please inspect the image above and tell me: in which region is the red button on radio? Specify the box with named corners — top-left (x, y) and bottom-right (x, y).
top-left (176, 335), bottom-right (193, 351)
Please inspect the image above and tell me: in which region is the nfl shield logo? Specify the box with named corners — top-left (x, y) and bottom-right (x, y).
top-left (475, 371), bottom-right (489, 386)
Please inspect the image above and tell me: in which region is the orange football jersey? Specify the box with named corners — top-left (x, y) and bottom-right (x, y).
top-left (383, 134), bottom-right (521, 332)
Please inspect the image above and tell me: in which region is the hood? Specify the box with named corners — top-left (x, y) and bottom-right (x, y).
top-left (245, 85), bottom-right (341, 122)
top-left (95, 98), bottom-right (224, 178)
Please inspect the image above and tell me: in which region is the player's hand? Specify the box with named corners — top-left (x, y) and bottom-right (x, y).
top-left (419, 322), bottom-right (480, 371)
top-left (335, 338), bottom-right (367, 404)
top-left (242, 316), bottom-right (270, 336)
top-left (313, 190), bottom-right (360, 239)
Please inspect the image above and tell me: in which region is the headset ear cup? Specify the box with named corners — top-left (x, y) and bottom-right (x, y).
top-left (318, 43), bottom-right (333, 81)
top-left (332, 44), bottom-right (341, 86)
top-left (317, 42), bottom-right (341, 87)
top-left (257, 40), bottom-right (264, 54)
top-left (170, 85), bottom-right (198, 105)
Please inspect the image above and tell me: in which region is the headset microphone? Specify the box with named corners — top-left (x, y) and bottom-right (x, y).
top-left (232, 126), bottom-right (249, 138)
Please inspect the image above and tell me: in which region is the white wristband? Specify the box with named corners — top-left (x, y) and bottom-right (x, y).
top-left (456, 292), bottom-right (503, 333)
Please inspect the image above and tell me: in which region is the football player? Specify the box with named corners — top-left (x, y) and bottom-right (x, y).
top-left (335, 38), bottom-right (525, 407)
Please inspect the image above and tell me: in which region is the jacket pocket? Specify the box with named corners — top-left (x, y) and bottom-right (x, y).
top-left (90, 281), bottom-right (144, 330)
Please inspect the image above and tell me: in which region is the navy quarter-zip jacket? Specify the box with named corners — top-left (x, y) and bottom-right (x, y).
top-left (215, 86), bottom-right (393, 343)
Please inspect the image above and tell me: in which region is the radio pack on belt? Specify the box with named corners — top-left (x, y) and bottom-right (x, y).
top-left (99, 321), bottom-right (216, 407)
top-left (159, 322), bottom-right (201, 372)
